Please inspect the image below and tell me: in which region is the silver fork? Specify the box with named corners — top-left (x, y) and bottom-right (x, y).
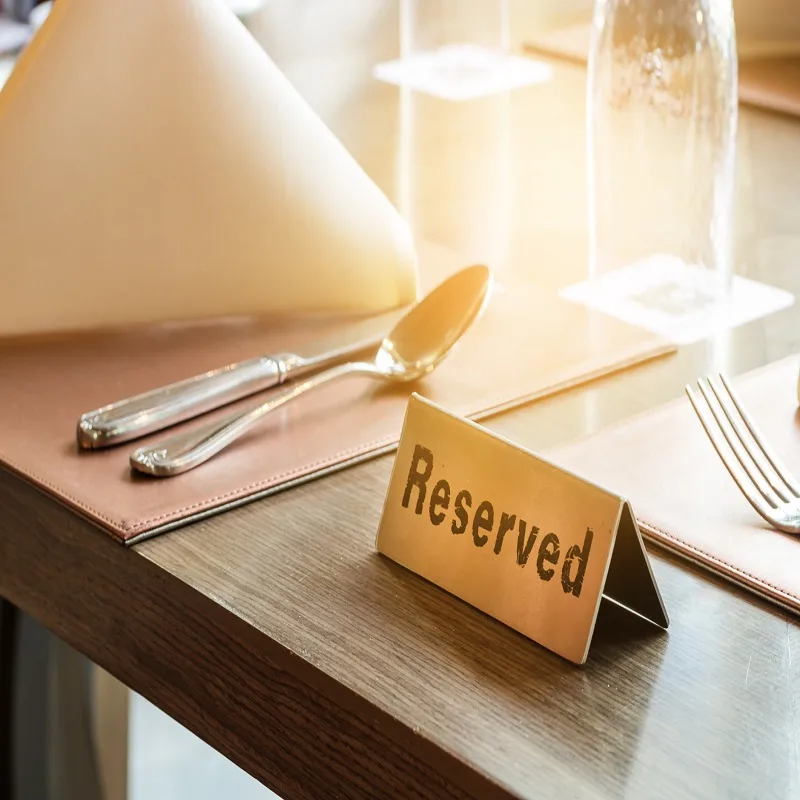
top-left (686, 373), bottom-right (800, 534)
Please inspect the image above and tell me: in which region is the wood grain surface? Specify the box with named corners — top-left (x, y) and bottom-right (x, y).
top-left (3, 3), bottom-right (800, 798)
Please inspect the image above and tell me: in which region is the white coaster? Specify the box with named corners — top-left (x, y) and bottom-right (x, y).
top-left (373, 43), bottom-right (552, 101)
top-left (559, 255), bottom-right (795, 345)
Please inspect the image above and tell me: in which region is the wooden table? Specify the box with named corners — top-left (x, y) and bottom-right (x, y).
top-left (3, 5), bottom-right (800, 799)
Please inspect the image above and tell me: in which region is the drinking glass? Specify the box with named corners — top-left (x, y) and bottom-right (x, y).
top-left (587, 0), bottom-right (738, 313)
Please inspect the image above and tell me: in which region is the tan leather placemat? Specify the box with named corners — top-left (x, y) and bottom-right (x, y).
top-left (0, 244), bottom-right (672, 546)
top-left (549, 356), bottom-right (800, 615)
top-left (523, 23), bottom-right (800, 118)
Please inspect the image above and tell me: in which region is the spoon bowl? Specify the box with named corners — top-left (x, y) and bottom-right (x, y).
top-left (131, 265), bottom-right (492, 476)
top-left (374, 264), bottom-right (491, 380)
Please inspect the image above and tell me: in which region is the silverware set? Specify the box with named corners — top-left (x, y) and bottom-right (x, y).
top-left (77, 266), bottom-right (492, 478)
top-left (687, 373), bottom-right (800, 534)
top-left (79, 256), bottom-right (794, 532)
top-left (77, 308), bottom-right (408, 450)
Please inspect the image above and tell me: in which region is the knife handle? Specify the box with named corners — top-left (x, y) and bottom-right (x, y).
top-left (77, 355), bottom-right (286, 449)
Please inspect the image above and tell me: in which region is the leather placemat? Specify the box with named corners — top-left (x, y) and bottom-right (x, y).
top-left (0, 243), bottom-right (672, 546)
top-left (523, 23), bottom-right (800, 118)
top-left (549, 356), bottom-right (800, 616)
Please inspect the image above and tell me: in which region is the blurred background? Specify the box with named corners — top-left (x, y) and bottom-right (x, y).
top-left (2, 1), bottom-right (799, 799)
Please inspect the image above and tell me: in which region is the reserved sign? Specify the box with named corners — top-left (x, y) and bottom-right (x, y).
top-left (376, 395), bottom-right (668, 664)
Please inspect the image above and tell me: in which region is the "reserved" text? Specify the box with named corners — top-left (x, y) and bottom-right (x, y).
top-left (401, 444), bottom-right (593, 598)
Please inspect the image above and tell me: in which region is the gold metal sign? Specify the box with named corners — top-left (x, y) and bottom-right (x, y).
top-left (376, 394), bottom-right (669, 664)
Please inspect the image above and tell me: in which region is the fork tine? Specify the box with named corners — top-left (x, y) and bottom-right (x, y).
top-left (695, 379), bottom-right (783, 508)
top-left (686, 384), bottom-right (777, 524)
top-left (719, 373), bottom-right (800, 497)
top-left (707, 375), bottom-right (795, 503)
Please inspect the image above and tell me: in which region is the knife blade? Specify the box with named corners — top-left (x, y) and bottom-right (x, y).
top-left (76, 306), bottom-right (407, 449)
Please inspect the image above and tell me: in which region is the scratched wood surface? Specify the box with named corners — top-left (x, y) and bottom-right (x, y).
top-left (3, 3), bottom-right (800, 798)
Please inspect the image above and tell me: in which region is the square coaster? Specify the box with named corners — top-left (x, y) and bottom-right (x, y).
top-left (559, 255), bottom-right (795, 345)
top-left (373, 44), bottom-right (552, 101)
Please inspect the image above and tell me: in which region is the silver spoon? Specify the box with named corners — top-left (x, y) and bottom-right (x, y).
top-left (130, 265), bottom-right (492, 477)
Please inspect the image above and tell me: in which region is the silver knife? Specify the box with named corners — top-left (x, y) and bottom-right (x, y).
top-left (76, 307), bottom-right (407, 449)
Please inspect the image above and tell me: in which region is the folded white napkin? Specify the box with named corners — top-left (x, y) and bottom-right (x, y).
top-left (0, 0), bottom-right (418, 337)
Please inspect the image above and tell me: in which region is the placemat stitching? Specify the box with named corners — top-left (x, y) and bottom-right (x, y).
top-left (127, 387), bottom-right (535, 532)
top-left (549, 356), bottom-right (795, 456)
top-left (0, 452), bottom-right (126, 529)
top-left (126, 373), bottom-right (597, 532)
top-left (0, 435), bottom-right (398, 533)
top-left (546, 356), bottom-right (800, 605)
top-left (0, 339), bottom-right (669, 538)
top-left (641, 518), bottom-right (800, 602)
top-left (131, 432), bottom-right (400, 531)
top-left (2, 406), bottom-right (478, 535)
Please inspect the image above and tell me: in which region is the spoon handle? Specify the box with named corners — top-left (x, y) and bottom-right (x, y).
top-left (130, 360), bottom-right (378, 477)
